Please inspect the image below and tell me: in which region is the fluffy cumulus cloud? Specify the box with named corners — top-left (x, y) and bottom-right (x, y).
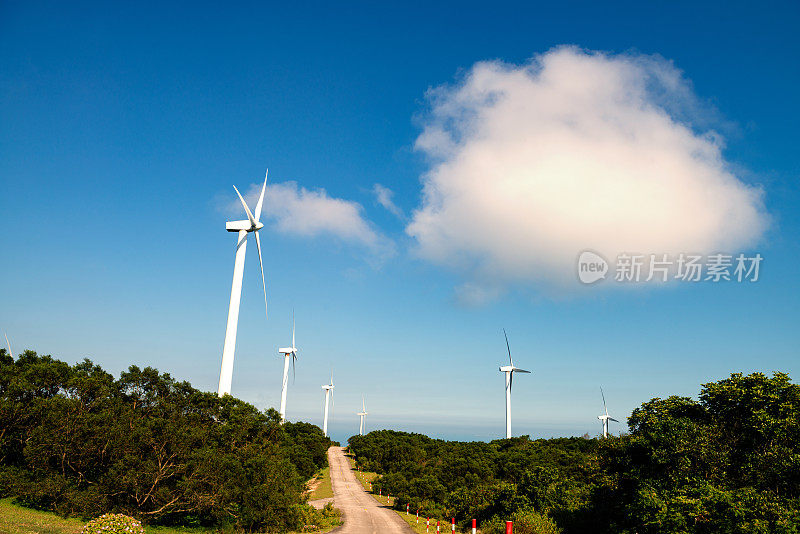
top-left (407, 46), bottom-right (768, 301)
top-left (228, 181), bottom-right (395, 259)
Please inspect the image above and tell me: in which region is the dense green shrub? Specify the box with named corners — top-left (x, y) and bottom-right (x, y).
top-left (350, 372), bottom-right (800, 534)
top-left (0, 349), bottom-right (334, 531)
top-left (482, 508), bottom-right (561, 534)
top-left (300, 502), bottom-right (341, 532)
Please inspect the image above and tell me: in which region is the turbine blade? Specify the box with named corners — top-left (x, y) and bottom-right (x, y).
top-left (503, 328), bottom-right (513, 367)
top-left (513, 368), bottom-right (531, 373)
top-left (254, 170), bottom-right (268, 222)
top-left (4, 333), bottom-right (12, 359)
top-left (509, 370), bottom-right (513, 390)
top-left (292, 353), bottom-right (296, 384)
top-left (601, 386), bottom-right (608, 415)
top-left (609, 417), bottom-right (619, 422)
top-left (254, 231), bottom-right (268, 319)
top-left (233, 185), bottom-right (256, 227)
top-left (292, 310), bottom-right (295, 349)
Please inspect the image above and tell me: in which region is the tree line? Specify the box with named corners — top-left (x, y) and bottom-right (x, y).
top-left (0, 349), bottom-right (336, 532)
top-left (349, 372), bottom-right (800, 533)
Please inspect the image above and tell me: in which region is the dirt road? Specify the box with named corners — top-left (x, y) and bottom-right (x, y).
top-left (326, 446), bottom-right (413, 534)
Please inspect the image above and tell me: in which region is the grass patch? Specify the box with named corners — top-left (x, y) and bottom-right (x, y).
top-left (399, 509), bottom-right (450, 534)
top-left (310, 466), bottom-right (333, 500)
top-left (0, 498), bottom-right (83, 534)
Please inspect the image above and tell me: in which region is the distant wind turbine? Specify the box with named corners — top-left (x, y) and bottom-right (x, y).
top-left (499, 329), bottom-right (530, 439)
top-left (218, 172), bottom-right (269, 397)
top-left (278, 312), bottom-right (298, 424)
top-left (321, 371), bottom-right (334, 437)
top-left (357, 395), bottom-right (368, 436)
top-left (598, 387), bottom-right (618, 438)
top-left (4, 332), bottom-right (12, 358)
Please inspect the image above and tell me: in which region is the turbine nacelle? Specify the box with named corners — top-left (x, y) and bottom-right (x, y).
top-left (279, 347), bottom-right (297, 355)
top-left (226, 220), bottom-right (264, 232)
top-left (499, 365), bottom-right (530, 373)
top-left (321, 384), bottom-right (334, 391)
top-left (598, 415), bottom-right (619, 422)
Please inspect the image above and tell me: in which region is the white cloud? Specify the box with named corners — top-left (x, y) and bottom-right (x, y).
top-left (226, 180), bottom-right (395, 259)
top-left (372, 183), bottom-right (403, 218)
top-left (407, 46), bottom-right (768, 299)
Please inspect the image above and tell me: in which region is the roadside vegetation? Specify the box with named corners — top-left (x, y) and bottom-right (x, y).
top-left (349, 372), bottom-right (800, 534)
top-left (0, 349), bottom-right (337, 532)
top-left (308, 467), bottom-right (333, 500)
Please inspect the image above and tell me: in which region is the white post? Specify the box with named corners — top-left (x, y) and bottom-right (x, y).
top-left (323, 389), bottom-right (331, 437)
top-left (218, 230), bottom-right (248, 397)
top-left (505, 371), bottom-right (512, 439)
top-left (279, 354), bottom-right (291, 423)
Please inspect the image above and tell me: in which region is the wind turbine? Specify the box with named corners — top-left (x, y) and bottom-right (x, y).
top-left (218, 172), bottom-right (269, 397)
top-left (277, 313), bottom-right (297, 424)
top-left (4, 332), bottom-right (12, 358)
top-left (357, 395), bottom-right (368, 436)
top-left (321, 372), bottom-right (334, 437)
top-left (598, 387), bottom-right (618, 438)
top-left (499, 329), bottom-right (530, 439)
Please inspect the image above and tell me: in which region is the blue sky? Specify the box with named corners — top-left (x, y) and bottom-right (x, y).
top-left (1, 1), bottom-right (799, 444)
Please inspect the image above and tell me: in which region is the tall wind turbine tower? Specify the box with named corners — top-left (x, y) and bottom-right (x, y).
top-left (4, 332), bottom-right (12, 358)
top-left (598, 387), bottom-right (619, 438)
top-left (277, 313), bottom-right (298, 423)
top-left (218, 172), bottom-right (269, 397)
top-left (321, 372), bottom-right (334, 437)
top-left (357, 396), bottom-right (368, 436)
top-left (499, 329), bottom-right (531, 439)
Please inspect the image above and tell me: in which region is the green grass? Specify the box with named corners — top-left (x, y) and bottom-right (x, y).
top-left (0, 498), bottom-right (83, 534)
top-left (399, 510), bottom-right (452, 534)
top-left (309, 466), bottom-right (333, 500)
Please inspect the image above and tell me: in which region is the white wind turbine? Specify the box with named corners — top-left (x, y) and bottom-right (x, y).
top-left (218, 172), bottom-right (269, 397)
top-left (357, 395), bottom-right (368, 436)
top-left (277, 313), bottom-right (298, 424)
top-left (499, 329), bottom-right (530, 439)
top-left (598, 387), bottom-right (618, 438)
top-left (321, 372), bottom-right (334, 437)
top-left (4, 332), bottom-right (13, 358)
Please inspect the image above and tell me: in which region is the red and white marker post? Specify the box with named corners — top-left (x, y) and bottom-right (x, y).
top-left (505, 521), bottom-right (513, 534)
top-left (451, 518), bottom-right (455, 534)
top-left (437, 521), bottom-right (441, 533)
top-left (426, 518), bottom-right (430, 533)
top-left (417, 509), bottom-right (420, 523)
top-left (406, 504), bottom-right (410, 515)
top-left (471, 519), bottom-right (477, 534)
